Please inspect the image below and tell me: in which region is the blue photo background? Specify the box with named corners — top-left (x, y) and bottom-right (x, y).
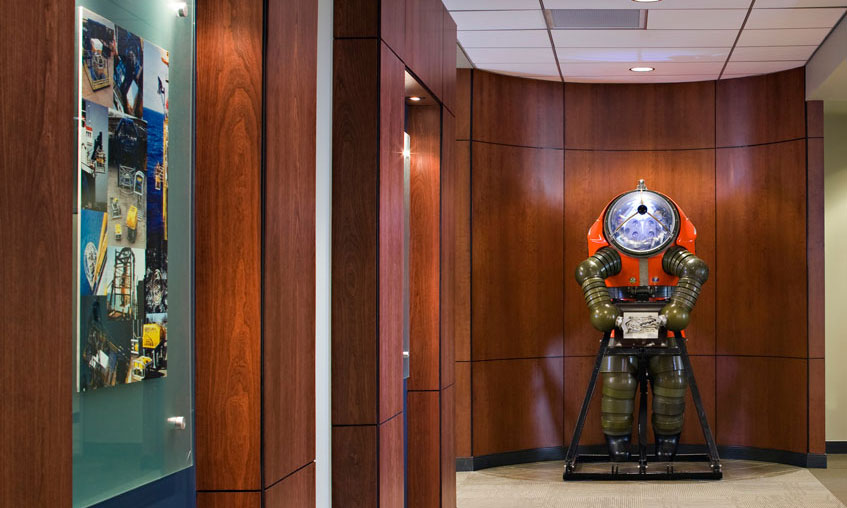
top-left (144, 108), bottom-right (164, 238)
top-left (80, 209), bottom-right (106, 296)
top-left (143, 107), bottom-right (168, 315)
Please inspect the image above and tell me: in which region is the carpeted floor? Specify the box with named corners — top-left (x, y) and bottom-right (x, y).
top-left (457, 459), bottom-right (846, 508)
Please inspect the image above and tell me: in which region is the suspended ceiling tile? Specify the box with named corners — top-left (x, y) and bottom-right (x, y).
top-left (545, 0), bottom-right (750, 8)
top-left (723, 60), bottom-right (806, 75)
top-left (737, 27), bottom-right (831, 45)
top-left (647, 9), bottom-right (748, 29)
top-left (754, 0), bottom-right (847, 7)
top-left (464, 47), bottom-right (556, 64)
top-left (450, 10), bottom-right (546, 30)
top-left (745, 7), bottom-right (846, 28)
top-left (444, 0), bottom-right (540, 9)
top-left (564, 74), bottom-right (720, 83)
top-left (477, 62), bottom-right (561, 76)
top-left (557, 47), bottom-right (730, 62)
top-left (561, 61), bottom-right (725, 76)
top-left (458, 30), bottom-right (551, 47)
top-left (552, 29), bottom-right (738, 47)
top-left (730, 45), bottom-right (817, 61)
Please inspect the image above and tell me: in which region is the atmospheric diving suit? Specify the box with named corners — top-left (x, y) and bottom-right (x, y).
top-left (575, 180), bottom-right (708, 462)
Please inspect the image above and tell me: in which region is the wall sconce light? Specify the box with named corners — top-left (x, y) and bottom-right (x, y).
top-left (169, 2), bottom-right (188, 17)
top-left (629, 66), bottom-right (655, 72)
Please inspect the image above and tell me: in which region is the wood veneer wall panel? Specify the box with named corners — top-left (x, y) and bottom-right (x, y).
top-left (441, 385), bottom-right (457, 508)
top-left (563, 356), bottom-right (608, 447)
top-left (716, 356), bottom-right (807, 453)
top-left (263, 0), bottom-right (317, 486)
top-left (409, 104), bottom-right (442, 391)
top-left (808, 137), bottom-right (825, 359)
top-left (680, 355), bottom-right (716, 446)
top-left (472, 142), bottom-right (564, 360)
top-left (563, 149), bottom-right (716, 357)
top-left (715, 141), bottom-right (807, 358)
top-left (454, 141), bottom-right (471, 362)
top-left (807, 100), bottom-right (824, 138)
top-left (332, 426), bottom-right (378, 507)
top-left (472, 70), bottom-right (563, 148)
top-left (406, 0), bottom-right (444, 100)
top-left (265, 464), bottom-right (316, 508)
top-left (564, 81), bottom-right (715, 150)
top-left (380, 415), bottom-right (405, 508)
top-left (380, 43), bottom-right (406, 422)
top-left (408, 392), bottom-right (441, 508)
top-left (809, 358), bottom-right (825, 454)
top-left (332, 39), bottom-right (380, 425)
top-left (334, 0), bottom-right (378, 38)
top-left (196, 0), bottom-right (263, 490)
top-left (0, 0), bottom-right (73, 504)
top-left (716, 68), bottom-right (806, 147)
top-left (473, 358), bottom-right (564, 456)
top-left (455, 362), bottom-right (472, 457)
top-left (382, 0), bottom-right (406, 60)
top-left (456, 69), bottom-right (472, 140)
top-left (197, 492), bottom-right (261, 508)
top-left (442, 8), bottom-right (457, 114)
top-left (441, 110), bottom-right (457, 388)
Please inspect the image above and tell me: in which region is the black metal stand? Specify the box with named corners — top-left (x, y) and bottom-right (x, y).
top-left (563, 331), bottom-right (722, 481)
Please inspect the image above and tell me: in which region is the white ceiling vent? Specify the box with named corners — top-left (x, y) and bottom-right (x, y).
top-left (545, 9), bottom-right (647, 30)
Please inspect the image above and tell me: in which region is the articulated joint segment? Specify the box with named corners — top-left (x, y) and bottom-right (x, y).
top-left (575, 247), bottom-right (622, 332)
top-left (660, 246), bottom-right (709, 331)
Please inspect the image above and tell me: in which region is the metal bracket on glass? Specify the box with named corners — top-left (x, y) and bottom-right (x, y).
top-left (167, 416), bottom-right (186, 430)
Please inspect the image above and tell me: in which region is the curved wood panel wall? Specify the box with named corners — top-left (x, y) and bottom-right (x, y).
top-left (454, 67), bottom-right (825, 467)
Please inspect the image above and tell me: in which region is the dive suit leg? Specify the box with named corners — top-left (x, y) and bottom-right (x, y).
top-left (600, 355), bottom-right (637, 462)
top-left (649, 352), bottom-right (687, 460)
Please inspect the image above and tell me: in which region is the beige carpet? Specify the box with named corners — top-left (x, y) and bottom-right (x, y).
top-left (457, 460), bottom-right (846, 508)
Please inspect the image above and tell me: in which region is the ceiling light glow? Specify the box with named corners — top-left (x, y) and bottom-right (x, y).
top-left (630, 66), bottom-right (655, 72)
top-left (409, 96), bottom-right (422, 102)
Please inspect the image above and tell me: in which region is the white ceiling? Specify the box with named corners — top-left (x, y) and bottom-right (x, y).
top-left (447, 0), bottom-right (847, 82)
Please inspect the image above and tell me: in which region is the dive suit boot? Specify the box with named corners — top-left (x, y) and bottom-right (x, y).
top-left (606, 434), bottom-right (632, 462)
top-left (655, 433), bottom-right (680, 461)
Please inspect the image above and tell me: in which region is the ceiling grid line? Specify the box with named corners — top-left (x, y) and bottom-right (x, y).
top-left (720, 0), bottom-right (757, 79)
top-left (539, 0), bottom-right (565, 82)
top-left (448, 0), bottom-right (847, 83)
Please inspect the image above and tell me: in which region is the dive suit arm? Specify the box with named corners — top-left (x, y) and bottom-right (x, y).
top-left (575, 247), bottom-right (622, 332)
top-left (660, 246), bottom-right (709, 331)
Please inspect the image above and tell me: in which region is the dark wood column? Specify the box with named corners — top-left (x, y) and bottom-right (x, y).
top-left (0, 0), bottom-right (74, 506)
top-left (195, 0), bottom-right (317, 505)
top-left (332, 0), bottom-right (456, 506)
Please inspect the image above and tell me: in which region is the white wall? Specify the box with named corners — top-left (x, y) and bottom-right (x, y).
top-left (825, 101), bottom-right (847, 441)
top-left (316, 0), bottom-right (333, 503)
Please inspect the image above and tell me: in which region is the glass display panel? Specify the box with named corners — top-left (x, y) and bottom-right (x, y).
top-left (72, 1), bottom-right (194, 505)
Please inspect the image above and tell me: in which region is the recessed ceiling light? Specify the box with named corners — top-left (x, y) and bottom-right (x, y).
top-left (630, 66), bottom-right (655, 72)
top-left (409, 96), bottom-right (422, 102)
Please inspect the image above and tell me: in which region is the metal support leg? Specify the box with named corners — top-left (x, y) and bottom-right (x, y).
top-left (675, 333), bottom-right (722, 473)
top-left (637, 351), bottom-right (649, 473)
top-left (564, 332), bottom-right (611, 473)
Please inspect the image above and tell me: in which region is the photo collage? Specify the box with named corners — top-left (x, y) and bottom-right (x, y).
top-left (78, 8), bottom-right (170, 392)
